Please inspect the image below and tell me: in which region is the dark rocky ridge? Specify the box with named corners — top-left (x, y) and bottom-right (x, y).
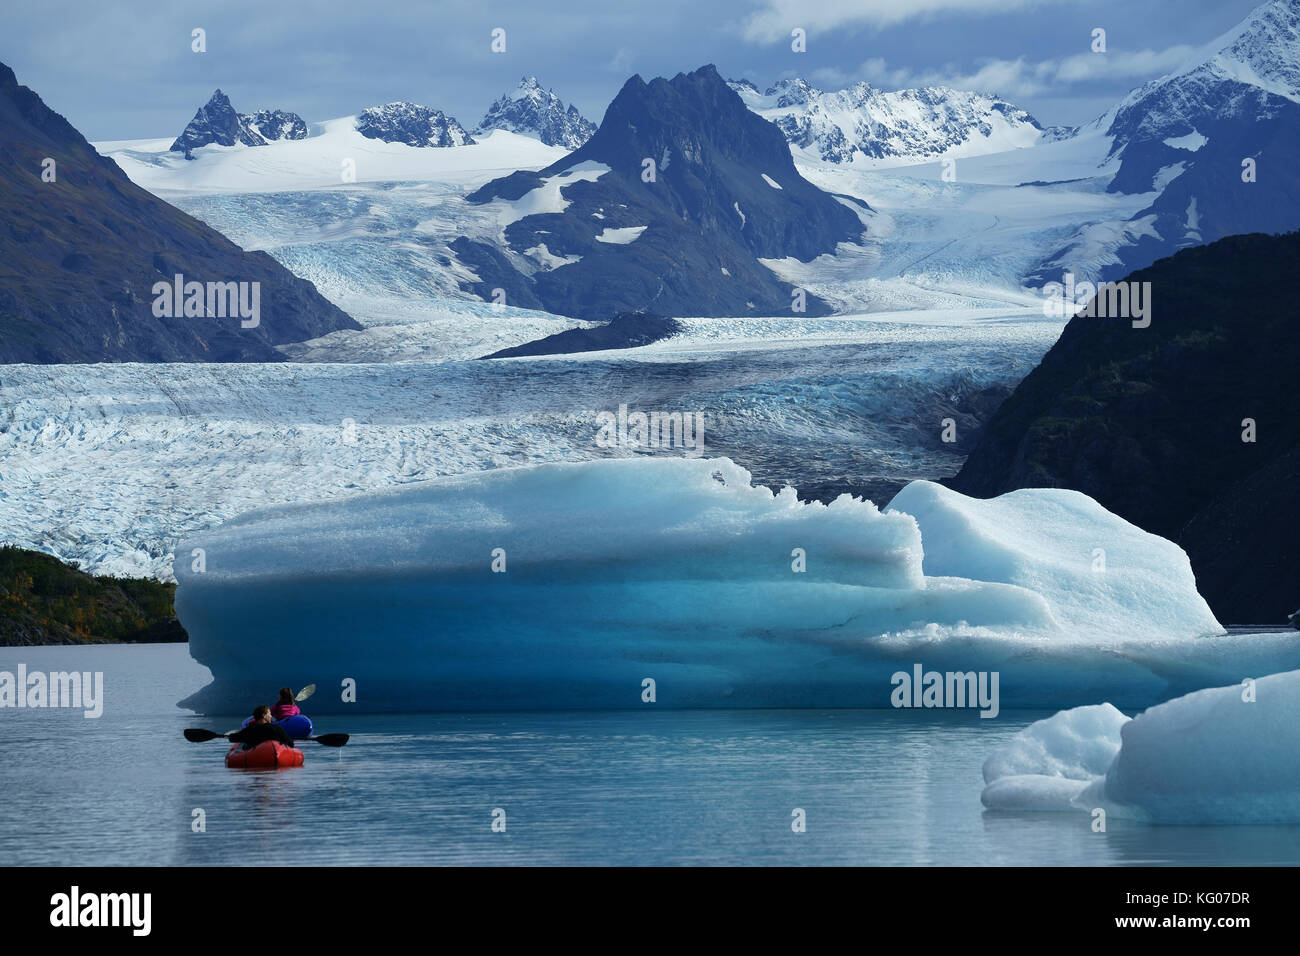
top-left (950, 231), bottom-right (1300, 623)
top-left (0, 62), bottom-right (359, 363)
top-left (460, 64), bottom-right (865, 321)
top-left (481, 311), bottom-right (681, 358)
top-left (170, 89), bottom-right (307, 152)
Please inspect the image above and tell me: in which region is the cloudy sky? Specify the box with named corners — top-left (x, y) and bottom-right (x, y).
top-left (6, 0), bottom-right (1265, 141)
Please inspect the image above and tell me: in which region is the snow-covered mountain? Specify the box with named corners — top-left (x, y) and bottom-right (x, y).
top-left (356, 101), bottom-right (475, 147)
top-left (475, 76), bottom-right (596, 149)
top-left (461, 65), bottom-right (865, 320)
top-left (1107, 0), bottom-right (1300, 154)
top-left (731, 77), bottom-right (1046, 166)
top-left (245, 108), bottom-right (307, 143)
top-left (1035, 0), bottom-right (1300, 282)
top-left (170, 89), bottom-right (307, 153)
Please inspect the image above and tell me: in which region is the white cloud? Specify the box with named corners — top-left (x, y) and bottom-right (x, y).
top-left (742, 0), bottom-right (1066, 44)
top-left (606, 47), bottom-right (636, 74)
top-left (854, 44), bottom-right (1199, 98)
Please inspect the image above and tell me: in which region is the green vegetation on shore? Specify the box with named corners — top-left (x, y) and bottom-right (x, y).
top-left (0, 545), bottom-right (187, 645)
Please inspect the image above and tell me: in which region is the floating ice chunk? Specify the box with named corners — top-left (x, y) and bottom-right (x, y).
top-left (983, 671), bottom-right (1300, 823)
top-left (981, 704), bottom-right (1128, 811)
top-left (983, 703), bottom-right (1128, 783)
top-left (887, 481), bottom-right (1223, 643)
top-left (981, 774), bottom-right (1093, 812)
top-left (176, 460), bottom-right (1298, 713)
top-left (1106, 671), bottom-right (1300, 823)
top-left (179, 458), bottom-right (946, 711)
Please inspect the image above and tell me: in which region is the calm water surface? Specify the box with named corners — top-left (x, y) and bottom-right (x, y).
top-left (2, 644), bottom-right (1298, 866)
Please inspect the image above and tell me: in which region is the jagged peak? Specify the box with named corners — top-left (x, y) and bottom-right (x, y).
top-left (735, 72), bottom-right (1044, 164)
top-left (363, 100), bottom-right (443, 113)
top-left (476, 76), bottom-right (594, 148)
top-left (764, 76), bottom-right (821, 98)
top-left (356, 100), bottom-right (474, 147)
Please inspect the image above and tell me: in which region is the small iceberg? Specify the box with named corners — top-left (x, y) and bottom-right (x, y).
top-left (175, 457), bottom-right (1300, 713)
top-left (983, 670), bottom-right (1300, 824)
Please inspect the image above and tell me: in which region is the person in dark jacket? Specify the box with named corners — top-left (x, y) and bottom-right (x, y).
top-left (228, 705), bottom-right (295, 750)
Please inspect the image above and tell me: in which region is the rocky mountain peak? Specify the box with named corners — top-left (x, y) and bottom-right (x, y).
top-left (475, 76), bottom-right (595, 149)
top-left (459, 63), bottom-right (864, 320)
top-left (169, 89), bottom-right (307, 154)
top-left (734, 75), bottom-right (1043, 164)
top-left (356, 101), bottom-right (475, 147)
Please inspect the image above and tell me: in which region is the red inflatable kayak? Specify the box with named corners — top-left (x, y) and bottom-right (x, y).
top-left (225, 741), bottom-right (304, 769)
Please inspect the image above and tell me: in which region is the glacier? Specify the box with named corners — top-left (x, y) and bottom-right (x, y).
top-left (982, 671), bottom-right (1300, 824)
top-left (0, 309), bottom-right (1057, 581)
top-left (175, 457), bottom-right (1300, 713)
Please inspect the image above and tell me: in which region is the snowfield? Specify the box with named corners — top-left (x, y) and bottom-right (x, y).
top-left (482, 160), bottom-right (611, 233)
top-left (593, 225), bottom-right (647, 244)
top-left (98, 122), bottom-right (567, 196)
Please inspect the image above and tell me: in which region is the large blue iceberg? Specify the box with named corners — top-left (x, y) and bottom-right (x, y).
top-left (176, 458), bottom-right (1300, 713)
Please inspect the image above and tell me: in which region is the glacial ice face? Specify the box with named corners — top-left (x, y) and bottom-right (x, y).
top-left (176, 458), bottom-right (1299, 713)
top-left (983, 671), bottom-right (1300, 824)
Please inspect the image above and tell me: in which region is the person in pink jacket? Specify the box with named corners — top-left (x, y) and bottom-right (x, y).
top-left (270, 687), bottom-right (301, 720)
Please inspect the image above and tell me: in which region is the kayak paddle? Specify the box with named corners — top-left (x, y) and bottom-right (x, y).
top-left (308, 733), bottom-right (349, 747)
top-left (183, 728), bottom-right (350, 747)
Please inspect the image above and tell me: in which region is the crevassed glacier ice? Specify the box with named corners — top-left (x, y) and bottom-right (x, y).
top-left (176, 457), bottom-right (1300, 713)
top-left (982, 671), bottom-right (1300, 824)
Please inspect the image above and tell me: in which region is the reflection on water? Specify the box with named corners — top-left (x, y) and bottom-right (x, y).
top-left (2, 644), bottom-right (1295, 866)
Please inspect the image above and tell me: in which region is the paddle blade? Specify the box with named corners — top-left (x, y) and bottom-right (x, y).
top-left (311, 733), bottom-right (350, 747)
top-left (183, 728), bottom-right (225, 742)
top-left (295, 684), bottom-right (317, 703)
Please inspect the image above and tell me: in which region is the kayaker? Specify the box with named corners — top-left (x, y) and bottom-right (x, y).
top-left (271, 688), bottom-right (301, 720)
top-left (229, 706), bottom-right (295, 750)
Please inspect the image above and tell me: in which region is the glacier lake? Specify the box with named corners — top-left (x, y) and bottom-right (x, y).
top-left (4, 642), bottom-right (1299, 867)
